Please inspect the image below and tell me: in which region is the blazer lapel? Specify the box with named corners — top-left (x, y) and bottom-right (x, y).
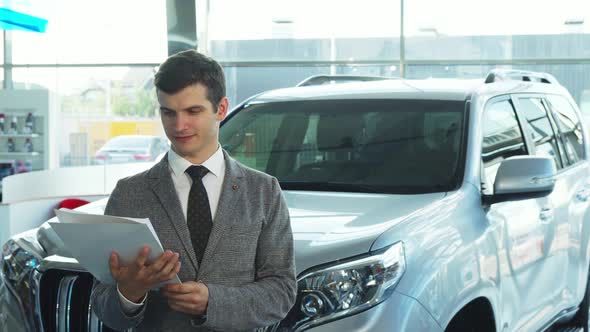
top-left (200, 150), bottom-right (245, 273)
top-left (147, 156), bottom-right (199, 272)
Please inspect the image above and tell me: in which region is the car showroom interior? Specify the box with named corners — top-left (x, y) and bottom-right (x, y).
top-left (2, 0), bottom-right (590, 331)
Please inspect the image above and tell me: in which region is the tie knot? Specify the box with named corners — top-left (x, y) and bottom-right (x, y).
top-left (186, 165), bottom-right (209, 181)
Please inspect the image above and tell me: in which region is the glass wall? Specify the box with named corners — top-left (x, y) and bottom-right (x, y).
top-left (404, 0), bottom-right (590, 60)
top-left (10, 0), bottom-right (167, 64)
top-left (2, 0), bottom-right (590, 173)
top-left (1, 0), bottom-right (166, 171)
top-left (12, 66), bottom-right (162, 167)
top-left (223, 65), bottom-right (330, 106)
top-left (203, 0), bottom-right (401, 62)
top-left (222, 64), bottom-right (400, 107)
top-left (204, 0), bottom-right (590, 118)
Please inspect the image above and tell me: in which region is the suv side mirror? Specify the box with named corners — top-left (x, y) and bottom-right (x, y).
top-left (483, 156), bottom-right (556, 205)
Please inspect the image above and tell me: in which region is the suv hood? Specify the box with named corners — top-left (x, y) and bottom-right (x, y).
top-left (285, 190), bottom-right (445, 273)
top-left (36, 191), bottom-right (445, 274)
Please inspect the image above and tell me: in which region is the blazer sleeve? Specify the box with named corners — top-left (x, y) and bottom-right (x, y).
top-left (203, 177), bottom-right (297, 331)
top-left (90, 180), bottom-right (148, 330)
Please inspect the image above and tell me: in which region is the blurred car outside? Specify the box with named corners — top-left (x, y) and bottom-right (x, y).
top-left (93, 135), bottom-right (170, 165)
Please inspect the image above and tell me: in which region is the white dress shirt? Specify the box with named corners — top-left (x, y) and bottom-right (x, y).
top-left (118, 146), bottom-right (226, 314)
top-left (167, 146), bottom-right (226, 222)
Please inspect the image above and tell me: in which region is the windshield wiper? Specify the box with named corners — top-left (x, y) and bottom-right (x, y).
top-left (279, 181), bottom-right (380, 193)
top-left (279, 181), bottom-right (450, 194)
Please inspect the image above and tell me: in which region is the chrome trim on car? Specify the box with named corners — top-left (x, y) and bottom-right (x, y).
top-left (32, 267), bottom-right (112, 332)
top-left (88, 279), bottom-right (105, 332)
top-left (37, 255), bottom-right (84, 273)
top-left (56, 275), bottom-right (78, 332)
top-left (31, 270), bottom-right (45, 332)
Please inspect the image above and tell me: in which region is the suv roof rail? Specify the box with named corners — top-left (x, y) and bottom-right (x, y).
top-left (296, 75), bottom-right (394, 87)
top-left (484, 69), bottom-right (559, 85)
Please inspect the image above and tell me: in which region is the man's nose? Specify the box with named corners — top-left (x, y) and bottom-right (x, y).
top-left (174, 113), bottom-right (188, 131)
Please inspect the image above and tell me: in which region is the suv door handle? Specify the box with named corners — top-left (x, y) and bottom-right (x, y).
top-left (539, 208), bottom-right (554, 223)
top-left (576, 188), bottom-right (590, 202)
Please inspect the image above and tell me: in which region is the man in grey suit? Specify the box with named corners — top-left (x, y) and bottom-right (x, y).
top-left (91, 50), bottom-right (297, 331)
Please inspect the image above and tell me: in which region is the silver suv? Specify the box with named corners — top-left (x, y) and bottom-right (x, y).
top-left (2, 69), bottom-right (589, 332)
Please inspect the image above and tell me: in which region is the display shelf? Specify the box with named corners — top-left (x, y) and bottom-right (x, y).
top-left (0, 89), bottom-right (53, 197)
top-left (0, 134), bottom-right (41, 138)
top-left (0, 152), bottom-right (41, 157)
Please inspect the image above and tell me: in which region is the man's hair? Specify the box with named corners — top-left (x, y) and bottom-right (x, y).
top-left (154, 50), bottom-right (226, 111)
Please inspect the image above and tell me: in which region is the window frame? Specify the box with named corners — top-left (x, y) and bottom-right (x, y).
top-left (540, 97), bottom-right (573, 167)
top-left (511, 93), bottom-right (566, 170)
top-left (543, 93), bottom-right (587, 168)
top-left (479, 95), bottom-right (529, 194)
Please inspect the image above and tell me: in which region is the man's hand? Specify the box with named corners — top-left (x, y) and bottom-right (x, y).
top-left (161, 281), bottom-right (209, 315)
top-left (110, 246), bottom-right (181, 303)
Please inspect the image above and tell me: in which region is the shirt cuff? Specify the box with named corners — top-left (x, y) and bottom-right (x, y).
top-left (117, 284), bottom-right (147, 315)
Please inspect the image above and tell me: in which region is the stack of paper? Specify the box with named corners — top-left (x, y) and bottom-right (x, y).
top-left (51, 208), bottom-right (181, 287)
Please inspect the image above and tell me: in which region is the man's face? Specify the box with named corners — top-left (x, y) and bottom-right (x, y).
top-left (157, 83), bottom-right (228, 163)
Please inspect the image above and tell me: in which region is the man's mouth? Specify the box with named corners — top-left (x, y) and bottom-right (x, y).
top-left (174, 135), bottom-right (195, 143)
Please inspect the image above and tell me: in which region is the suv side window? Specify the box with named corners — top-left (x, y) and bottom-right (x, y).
top-left (482, 99), bottom-right (528, 194)
top-left (545, 95), bottom-right (585, 165)
top-left (516, 97), bottom-right (564, 169)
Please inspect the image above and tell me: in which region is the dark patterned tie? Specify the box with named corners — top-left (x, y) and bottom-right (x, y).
top-left (185, 165), bottom-right (213, 265)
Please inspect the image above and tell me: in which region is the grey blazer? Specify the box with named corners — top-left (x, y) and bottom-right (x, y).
top-left (90, 150), bottom-right (297, 332)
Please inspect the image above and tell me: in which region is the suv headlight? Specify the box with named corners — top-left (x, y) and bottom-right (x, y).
top-left (279, 241), bottom-right (405, 331)
top-left (1, 231), bottom-right (44, 310)
top-left (2, 239), bottom-right (40, 286)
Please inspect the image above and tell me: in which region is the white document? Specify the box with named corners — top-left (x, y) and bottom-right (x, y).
top-left (51, 208), bottom-right (181, 288)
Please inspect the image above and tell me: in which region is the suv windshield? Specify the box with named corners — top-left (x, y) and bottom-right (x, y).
top-left (220, 99), bottom-right (466, 194)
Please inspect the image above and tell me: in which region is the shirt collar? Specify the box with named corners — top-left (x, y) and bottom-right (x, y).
top-left (168, 145), bottom-right (224, 178)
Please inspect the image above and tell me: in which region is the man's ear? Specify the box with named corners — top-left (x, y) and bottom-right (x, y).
top-left (216, 97), bottom-right (229, 121)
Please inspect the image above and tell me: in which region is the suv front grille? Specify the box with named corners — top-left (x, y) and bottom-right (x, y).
top-left (39, 269), bottom-right (116, 332)
top-left (37, 269), bottom-right (290, 332)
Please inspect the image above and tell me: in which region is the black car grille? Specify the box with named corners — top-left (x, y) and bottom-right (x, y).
top-left (37, 269), bottom-right (295, 332)
top-left (39, 269), bottom-right (116, 332)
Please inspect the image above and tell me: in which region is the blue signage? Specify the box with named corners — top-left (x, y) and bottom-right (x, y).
top-left (0, 7), bottom-right (47, 32)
